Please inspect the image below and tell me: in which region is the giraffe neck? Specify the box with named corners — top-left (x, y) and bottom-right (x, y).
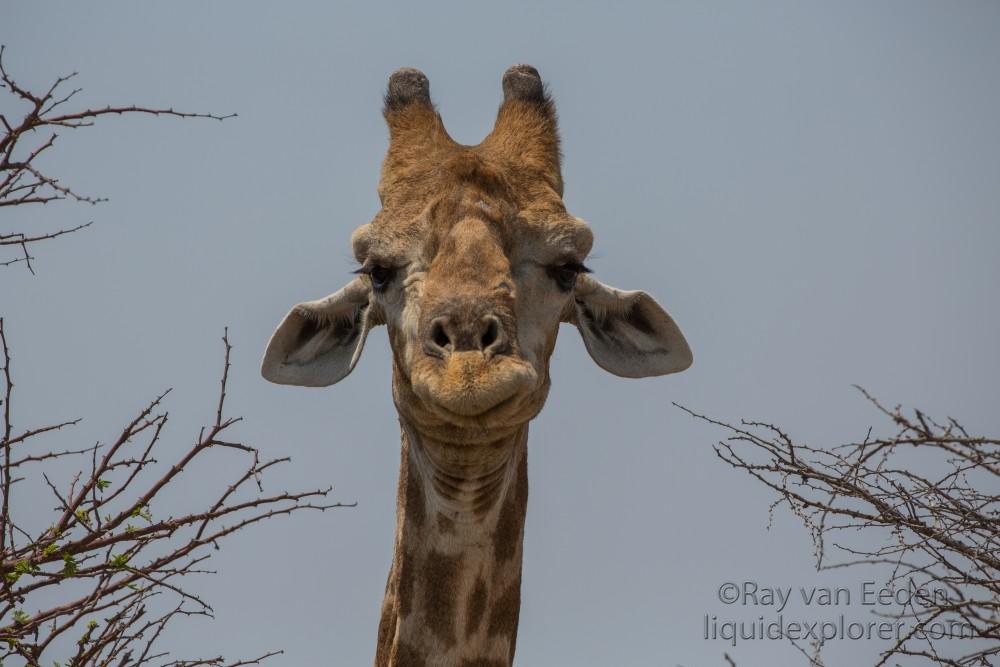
top-left (374, 419), bottom-right (529, 667)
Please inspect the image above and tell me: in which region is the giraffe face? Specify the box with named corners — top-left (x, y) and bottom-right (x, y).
top-left (349, 181), bottom-right (596, 431)
top-left (262, 66), bottom-right (693, 435)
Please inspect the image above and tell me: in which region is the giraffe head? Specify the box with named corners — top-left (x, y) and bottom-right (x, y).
top-left (262, 65), bottom-right (692, 439)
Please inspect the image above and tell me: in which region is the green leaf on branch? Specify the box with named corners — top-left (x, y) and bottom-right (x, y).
top-left (109, 553), bottom-right (130, 569)
top-left (61, 554), bottom-right (78, 577)
top-left (130, 505), bottom-right (153, 523)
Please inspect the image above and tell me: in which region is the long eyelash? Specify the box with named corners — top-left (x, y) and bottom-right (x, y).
top-left (353, 261), bottom-right (388, 275)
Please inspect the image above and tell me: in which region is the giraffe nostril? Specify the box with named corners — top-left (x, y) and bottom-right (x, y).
top-left (431, 320), bottom-right (451, 351)
top-left (480, 318), bottom-right (499, 350)
top-left (425, 314), bottom-right (508, 357)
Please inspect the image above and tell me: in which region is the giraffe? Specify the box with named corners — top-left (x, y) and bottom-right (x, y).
top-left (261, 65), bottom-right (692, 667)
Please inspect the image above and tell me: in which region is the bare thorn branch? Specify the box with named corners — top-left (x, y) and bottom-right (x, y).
top-left (679, 392), bottom-right (1000, 665)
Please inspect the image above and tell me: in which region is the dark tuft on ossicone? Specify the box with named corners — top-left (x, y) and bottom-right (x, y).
top-left (501, 64), bottom-right (548, 104)
top-left (385, 67), bottom-right (432, 112)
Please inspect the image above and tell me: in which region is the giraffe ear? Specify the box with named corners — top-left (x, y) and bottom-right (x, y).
top-left (567, 274), bottom-right (692, 378)
top-left (261, 277), bottom-right (381, 387)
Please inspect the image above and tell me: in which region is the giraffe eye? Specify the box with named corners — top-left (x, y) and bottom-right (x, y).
top-left (547, 262), bottom-right (591, 292)
top-left (356, 263), bottom-right (397, 292)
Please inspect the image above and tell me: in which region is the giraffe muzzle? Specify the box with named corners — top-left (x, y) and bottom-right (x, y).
top-left (411, 348), bottom-right (537, 418)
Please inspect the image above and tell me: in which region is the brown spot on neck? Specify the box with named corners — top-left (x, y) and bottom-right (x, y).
top-left (487, 580), bottom-right (522, 641)
top-left (421, 549), bottom-right (463, 646)
top-left (465, 576), bottom-right (488, 638)
top-left (437, 513), bottom-right (456, 534)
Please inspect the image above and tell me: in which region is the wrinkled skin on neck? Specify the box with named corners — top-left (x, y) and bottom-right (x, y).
top-left (374, 420), bottom-right (529, 667)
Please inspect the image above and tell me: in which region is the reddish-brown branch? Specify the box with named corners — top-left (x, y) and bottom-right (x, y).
top-left (0, 45), bottom-right (235, 272)
top-left (0, 324), bottom-right (350, 665)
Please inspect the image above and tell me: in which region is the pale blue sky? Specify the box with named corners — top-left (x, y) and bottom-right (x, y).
top-left (3, 2), bottom-right (999, 665)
